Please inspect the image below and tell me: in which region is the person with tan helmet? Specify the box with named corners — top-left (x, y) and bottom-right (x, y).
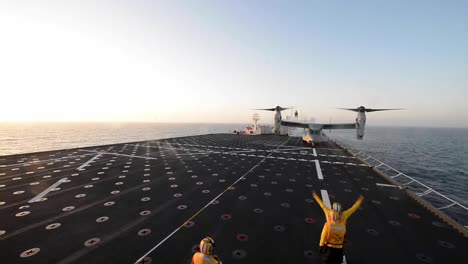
top-left (191, 237), bottom-right (222, 264)
top-left (312, 192), bottom-right (364, 264)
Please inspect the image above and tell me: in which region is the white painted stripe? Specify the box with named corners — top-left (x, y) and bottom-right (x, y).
top-left (134, 136), bottom-right (291, 263)
top-left (227, 150), bottom-right (256, 154)
top-left (76, 153), bottom-right (102, 171)
top-left (343, 255), bottom-right (348, 264)
top-left (0, 153), bottom-right (93, 168)
top-left (313, 148), bottom-right (317, 157)
top-left (271, 147), bottom-right (311, 152)
top-left (29, 178), bottom-right (68, 203)
top-left (320, 189), bottom-right (331, 208)
top-left (315, 160), bottom-right (324, 180)
top-left (376, 183), bottom-right (397, 188)
top-left (80, 150), bottom-right (158, 160)
top-left (175, 152), bottom-right (210, 156)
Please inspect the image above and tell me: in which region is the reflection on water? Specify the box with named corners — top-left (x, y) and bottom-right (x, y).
top-left (0, 122), bottom-right (244, 155)
top-left (328, 126), bottom-right (468, 205)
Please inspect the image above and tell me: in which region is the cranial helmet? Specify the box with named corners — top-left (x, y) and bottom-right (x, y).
top-left (200, 237), bottom-right (215, 255)
top-left (332, 202), bottom-right (342, 212)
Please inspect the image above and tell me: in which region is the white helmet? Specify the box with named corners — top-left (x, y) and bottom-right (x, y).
top-left (332, 202), bottom-right (342, 212)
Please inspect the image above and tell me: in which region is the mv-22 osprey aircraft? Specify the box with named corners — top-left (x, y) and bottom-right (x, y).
top-left (254, 106), bottom-right (402, 144)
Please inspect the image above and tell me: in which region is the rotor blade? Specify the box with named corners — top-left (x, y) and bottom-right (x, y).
top-left (252, 108), bottom-right (276, 111)
top-left (338, 108), bottom-right (359, 112)
top-left (365, 108), bottom-right (404, 112)
top-left (278, 107), bottom-right (291, 111)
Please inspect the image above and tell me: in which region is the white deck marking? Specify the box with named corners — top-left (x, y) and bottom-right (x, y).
top-left (175, 152), bottom-right (211, 156)
top-left (120, 144), bottom-right (128, 152)
top-left (0, 154), bottom-right (93, 168)
top-left (320, 189), bottom-right (331, 208)
top-left (29, 178), bottom-right (68, 203)
top-left (227, 150), bottom-right (257, 154)
top-left (271, 147), bottom-right (311, 152)
top-left (76, 153), bottom-right (102, 171)
top-left (134, 137), bottom-right (290, 263)
top-left (313, 148), bottom-right (317, 157)
top-left (321, 189), bottom-right (347, 264)
top-left (262, 144), bottom-right (301, 148)
top-left (79, 150), bottom-right (159, 160)
top-left (376, 183), bottom-right (397, 188)
top-left (315, 160), bottom-right (324, 180)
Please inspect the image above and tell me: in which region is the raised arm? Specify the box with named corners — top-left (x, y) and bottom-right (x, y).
top-left (343, 195), bottom-right (364, 219)
top-left (312, 192), bottom-right (330, 214)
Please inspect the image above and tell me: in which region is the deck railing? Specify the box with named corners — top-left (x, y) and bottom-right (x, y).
top-left (332, 140), bottom-right (468, 230)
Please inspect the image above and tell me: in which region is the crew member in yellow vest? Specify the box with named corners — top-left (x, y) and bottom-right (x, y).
top-left (191, 237), bottom-right (222, 264)
top-left (312, 192), bottom-right (364, 264)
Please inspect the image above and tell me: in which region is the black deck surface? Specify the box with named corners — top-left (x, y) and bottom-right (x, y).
top-left (0, 134), bottom-right (466, 264)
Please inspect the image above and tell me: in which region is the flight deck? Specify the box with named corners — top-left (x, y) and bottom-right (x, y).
top-left (0, 134), bottom-right (466, 263)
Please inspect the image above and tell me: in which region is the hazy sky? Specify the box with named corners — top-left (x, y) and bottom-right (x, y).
top-left (1, 0), bottom-right (467, 127)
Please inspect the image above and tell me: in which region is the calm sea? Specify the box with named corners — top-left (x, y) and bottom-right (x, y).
top-left (327, 127), bottom-right (468, 207)
top-left (1, 123), bottom-right (467, 218)
top-left (0, 122), bottom-right (243, 155)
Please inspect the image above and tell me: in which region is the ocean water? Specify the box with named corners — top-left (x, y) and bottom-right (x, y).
top-left (327, 127), bottom-right (468, 208)
top-left (1, 123), bottom-right (467, 221)
top-left (0, 122), bottom-right (244, 156)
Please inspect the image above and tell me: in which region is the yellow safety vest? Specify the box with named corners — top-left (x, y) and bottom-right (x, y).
top-left (325, 215), bottom-right (346, 246)
top-left (192, 253), bottom-right (220, 264)
top-left (312, 193), bottom-right (364, 248)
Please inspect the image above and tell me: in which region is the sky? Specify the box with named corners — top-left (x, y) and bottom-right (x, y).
top-left (0, 0), bottom-right (467, 127)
